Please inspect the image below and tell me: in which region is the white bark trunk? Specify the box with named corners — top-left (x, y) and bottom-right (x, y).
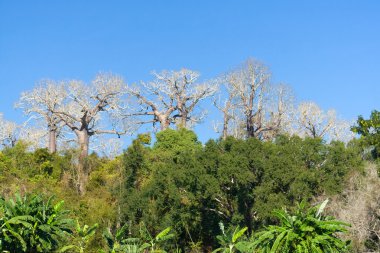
top-left (77, 130), bottom-right (90, 195)
top-left (48, 128), bottom-right (57, 153)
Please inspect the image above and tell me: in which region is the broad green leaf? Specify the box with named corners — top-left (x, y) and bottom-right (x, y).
top-left (232, 227), bottom-right (247, 243)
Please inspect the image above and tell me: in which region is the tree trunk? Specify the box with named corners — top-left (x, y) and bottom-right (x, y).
top-left (76, 130), bottom-right (90, 195)
top-left (159, 115), bottom-right (170, 130)
top-left (222, 113), bottom-right (229, 140)
top-left (48, 128), bottom-right (57, 153)
top-left (180, 111), bottom-right (188, 128)
top-left (246, 116), bottom-right (255, 138)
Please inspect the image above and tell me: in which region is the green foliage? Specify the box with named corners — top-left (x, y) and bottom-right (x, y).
top-left (119, 131), bottom-right (361, 250)
top-left (0, 144), bottom-right (120, 252)
top-left (250, 199), bottom-right (350, 253)
top-left (59, 220), bottom-right (98, 253)
top-left (0, 193), bottom-right (73, 252)
top-left (101, 224), bottom-right (133, 253)
top-left (137, 133), bottom-right (152, 145)
top-left (140, 225), bottom-right (175, 252)
top-left (153, 128), bottom-right (202, 157)
top-left (0, 129), bottom-right (363, 252)
top-left (101, 224), bottom-right (173, 253)
top-left (1, 141), bottom-right (34, 177)
top-left (121, 129), bottom-right (207, 250)
top-left (122, 136), bottom-right (150, 190)
top-left (352, 110), bottom-right (380, 158)
top-left (0, 143), bottom-right (66, 185)
top-left (212, 222), bottom-right (249, 253)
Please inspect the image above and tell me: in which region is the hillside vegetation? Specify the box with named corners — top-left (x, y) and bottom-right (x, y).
top-left (2, 127), bottom-right (378, 252)
top-left (1, 60), bottom-right (380, 252)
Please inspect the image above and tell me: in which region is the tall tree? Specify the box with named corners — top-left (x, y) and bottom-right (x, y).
top-left (0, 114), bottom-right (20, 148)
top-left (289, 101), bottom-right (354, 142)
top-left (52, 74), bottom-right (129, 194)
top-left (127, 72), bottom-right (177, 130)
top-left (226, 59), bottom-right (270, 138)
top-left (168, 69), bottom-right (218, 128)
top-left (260, 84), bottom-right (294, 140)
top-left (16, 80), bottom-right (66, 153)
top-left (127, 69), bottom-right (218, 130)
top-left (213, 82), bottom-right (240, 140)
top-left (294, 102), bottom-right (336, 138)
top-left (220, 59), bottom-right (292, 140)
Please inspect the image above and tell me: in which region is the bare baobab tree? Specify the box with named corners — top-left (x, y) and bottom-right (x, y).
top-left (51, 73), bottom-right (130, 194)
top-left (293, 102), bottom-right (336, 139)
top-left (226, 59), bottom-right (271, 138)
top-left (127, 72), bottom-right (177, 130)
top-left (127, 69), bottom-right (218, 130)
top-left (168, 69), bottom-right (218, 128)
top-left (288, 101), bottom-right (354, 142)
top-left (16, 80), bottom-right (66, 153)
top-left (213, 84), bottom-right (239, 140)
top-left (0, 114), bottom-right (20, 148)
top-left (218, 59), bottom-right (294, 140)
top-left (260, 84), bottom-right (295, 140)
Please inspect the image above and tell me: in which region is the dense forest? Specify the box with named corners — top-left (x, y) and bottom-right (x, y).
top-left (1, 59), bottom-right (380, 252)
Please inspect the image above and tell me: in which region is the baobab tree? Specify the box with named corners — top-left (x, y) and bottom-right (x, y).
top-left (16, 80), bottom-right (66, 153)
top-left (0, 114), bottom-right (20, 148)
top-left (289, 101), bottom-right (354, 142)
top-left (51, 73), bottom-right (130, 194)
top-left (260, 84), bottom-right (295, 140)
top-left (226, 59), bottom-right (271, 139)
top-left (214, 60), bottom-right (294, 140)
top-left (293, 102), bottom-right (335, 139)
top-left (213, 92), bottom-right (236, 140)
top-left (127, 69), bottom-right (218, 130)
top-left (222, 59), bottom-right (294, 140)
top-left (167, 69), bottom-right (218, 128)
top-left (0, 114), bottom-right (55, 150)
top-left (21, 125), bottom-right (50, 150)
top-left (127, 72), bottom-right (177, 130)
top-left (213, 78), bottom-right (241, 140)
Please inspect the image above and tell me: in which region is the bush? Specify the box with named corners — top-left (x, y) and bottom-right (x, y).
top-left (0, 193), bottom-right (73, 252)
top-left (250, 199), bottom-right (351, 252)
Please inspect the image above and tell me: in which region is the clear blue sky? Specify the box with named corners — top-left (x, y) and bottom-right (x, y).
top-left (0, 0), bottom-right (379, 143)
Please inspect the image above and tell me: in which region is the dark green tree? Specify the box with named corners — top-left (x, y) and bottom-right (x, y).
top-left (352, 110), bottom-right (380, 158)
top-left (118, 130), bottom-right (361, 251)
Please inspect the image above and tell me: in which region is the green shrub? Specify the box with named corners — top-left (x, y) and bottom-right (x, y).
top-left (250, 199), bottom-right (350, 252)
top-left (0, 193), bottom-right (73, 252)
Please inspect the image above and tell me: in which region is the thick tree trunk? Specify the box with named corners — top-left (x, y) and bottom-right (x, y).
top-left (246, 116), bottom-right (255, 138)
top-left (76, 130), bottom-right (90, 195)
top-left (180, 112), bottom-right (188, 128)
top-left (159, 115), bottom-right (170, 130)
top-left (48, 128), bottom-right (57, 153)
